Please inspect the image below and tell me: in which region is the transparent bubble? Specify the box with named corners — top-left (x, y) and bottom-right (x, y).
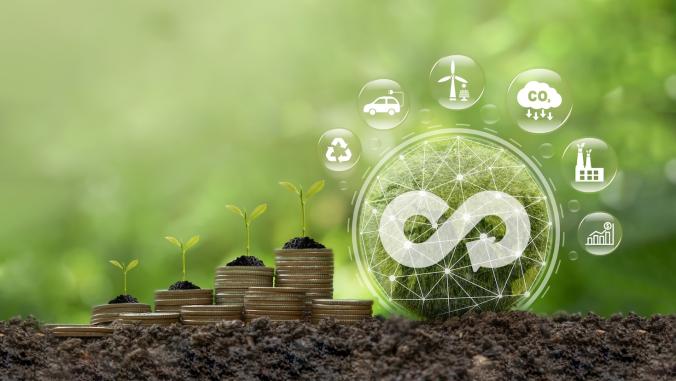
top-left (358, 79), bottom-right (409, 130)
top-left (577, 212), bottom-right (622, 256)
top-left (539, 143), bottom-right (554, 159)
top-left (317, 129), bottom-right (361, 172)
top-left (568, 250), bottom-right (578, 261)
top-left (419, 108), bottom-right (433, 125)
top-left (368, 137), bottom-right (382, 151)
top-left (507, 68), bottom-right (572, 133)
top-left (665, 74), bottom-right (676, 101)
top-left (561, 138), bottom-right (618, 192)
top-left (429, 55), bottom-right (485, 110)
top-left (665, 158), bottom-right (676, 184)
top-left (567, 199), bottom-right (581, 213)
top-left (480, 104), bottom-right (500, 124)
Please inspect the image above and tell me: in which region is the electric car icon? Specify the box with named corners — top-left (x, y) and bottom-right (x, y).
top-left (363, 96), bottom-right (401, 116)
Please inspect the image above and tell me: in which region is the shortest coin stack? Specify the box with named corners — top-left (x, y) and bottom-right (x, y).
top-left (244, 287), bottom-right (307, 322)
top-left (311, 299), bottom-right (373, 324)
top-left (119, 312), bottom-right (181, 326)
top-left (180, 304), bottom-right (243, 325)
top-left (49, 324), bottom-right (113, 337)
top-left (90, 303), bottom-right (151, 325)
top-left (154, 289), bottom-right (213, 312)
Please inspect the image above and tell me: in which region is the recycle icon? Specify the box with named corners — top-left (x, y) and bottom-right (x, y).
top-left (325, 137), bottom-right (352, 163)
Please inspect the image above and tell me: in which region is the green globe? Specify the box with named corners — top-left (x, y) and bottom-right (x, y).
top-left (353, 129), bottom-right (559, 318)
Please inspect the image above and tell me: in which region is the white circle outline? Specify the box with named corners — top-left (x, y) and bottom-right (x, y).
top-left (351, 128), bottom-right (561, 316)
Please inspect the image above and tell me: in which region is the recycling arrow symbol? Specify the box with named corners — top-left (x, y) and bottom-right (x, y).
top-left (325, 137), bottom-right (353, 163)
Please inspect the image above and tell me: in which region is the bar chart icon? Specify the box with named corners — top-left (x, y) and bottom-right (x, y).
top-left (586, 222), bottom-right (614, 246)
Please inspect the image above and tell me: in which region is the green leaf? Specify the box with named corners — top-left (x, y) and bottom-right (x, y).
top-left (278, 181), bottom-right (299, 194)
top-left (250, 203), bottom-right (268, 221)
top-left (184, 235), bottom-right (200, 251)
top-left (125, 259), bottom-right (139, 272)
top-left (225, 204), bottom-right (245, 217)
top-left (305, 179), bottom-right (325, 199)
top-left (109, 260), bottom-right (124, 270)
top-left (164, 236), bottom-right (182, 249)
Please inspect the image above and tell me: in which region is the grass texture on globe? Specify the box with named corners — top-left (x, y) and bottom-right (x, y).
top-left (357, 135), bottom-right (552, 318)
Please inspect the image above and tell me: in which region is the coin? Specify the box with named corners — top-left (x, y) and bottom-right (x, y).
top-left (311, 305), bottom-right (373, 312)
top-left (51, 326), bottom-right (113, 337)
top-left (155, 289), bottom-right (213, 297)
top-left (312, 311), bottom-right (372, 318)
top-left (312, 299), bottom-right (373, 306)
top-left (119, 312), bottom-right (180, 324)
top-left (154, 298), bottom-right (213, 306)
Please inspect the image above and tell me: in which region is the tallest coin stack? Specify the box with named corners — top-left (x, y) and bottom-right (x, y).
top-left (274, 248), bottom-right (333, 308)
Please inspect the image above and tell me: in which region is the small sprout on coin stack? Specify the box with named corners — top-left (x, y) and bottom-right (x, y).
top-left (225, 203), bottom-right (268, 256)
top-left (108, 259), bottom-right (140, 304)
top-left (278, 179), bottom-right (327, 249)
top-left (164, 235), bottom-right (201, 289)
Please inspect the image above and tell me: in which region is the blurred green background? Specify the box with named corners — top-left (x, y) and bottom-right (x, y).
top-left (0, 0), bottom-right (674, 323)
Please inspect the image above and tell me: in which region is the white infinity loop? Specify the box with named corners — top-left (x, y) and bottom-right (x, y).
top-left (378, 190), bottom-right (530, 271)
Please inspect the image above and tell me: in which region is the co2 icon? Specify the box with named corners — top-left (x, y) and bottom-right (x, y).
top-left (352, 129), bottom-right (560, 318)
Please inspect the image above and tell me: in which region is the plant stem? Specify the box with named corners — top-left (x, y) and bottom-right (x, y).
top-left (182, 249), bottom-right (186, 281)
top-left (123, 270), bottom-right (127, 295)
top-left (245, 220), bottom-right (251, 256)
top-left (300, 189), bottom-right (306, 236)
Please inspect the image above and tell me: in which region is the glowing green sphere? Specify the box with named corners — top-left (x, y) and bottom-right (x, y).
top-left (352, 129), bottom-right (559, 318)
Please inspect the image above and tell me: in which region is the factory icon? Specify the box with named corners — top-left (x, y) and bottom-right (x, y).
top-left (575, 143), bottom-right (604, 183)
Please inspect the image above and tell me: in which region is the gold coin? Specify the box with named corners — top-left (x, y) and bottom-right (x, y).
top-left (154, 298), bottom-right (213, 306)
top-left (312, 299), bottom-right (373, 306)
top-left (155, 289), bottom-right (213, 297)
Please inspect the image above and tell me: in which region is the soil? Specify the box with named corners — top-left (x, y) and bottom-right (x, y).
top-left (1, 312), bottom-right (673, 380)
top-left (283, 236), bottom-right (326, 249)
top-left (226, 256), bottom-right (265, 267)
top-left (168, 281), bottom-right (200, 290)
top-left (107, 295), bottom-right (139, 304)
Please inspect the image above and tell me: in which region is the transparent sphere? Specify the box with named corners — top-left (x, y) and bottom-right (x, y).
top-left (480, 104), bottom-right (500, 125)
top-left (352, 129), bottom-right (560, 318)
top-left (577, 212), bottom-right (622, 256)
top-left (317, 129), bottom-right (361, 172)
top-left (358, 79), bottom-right (409, 130)
top-left (567, 199), bottom-right (581, 213)
top-left (429, 55), bottom-right (485, 110)
top-left (507, 69), bottom-right (572, 133)
top-left (562, 138), bottom-right (618, 192)
top-left (539, 143), bottom-right (554, 159)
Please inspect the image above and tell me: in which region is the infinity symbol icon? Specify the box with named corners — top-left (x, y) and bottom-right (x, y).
top-left (378, 190), bottom-right (531, 271)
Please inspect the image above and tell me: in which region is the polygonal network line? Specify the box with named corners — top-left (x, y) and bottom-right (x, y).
top-left (358, 136), bottom-right (552, 317)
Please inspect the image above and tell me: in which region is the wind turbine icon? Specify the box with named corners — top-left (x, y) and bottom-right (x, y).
top-left (437, 59), bottom-right (468, 101)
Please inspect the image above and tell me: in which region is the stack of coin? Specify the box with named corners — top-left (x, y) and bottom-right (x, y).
top-left (90, 303), bottom-right (151, 325)
top-left (311, 299), bottom-right (373, 324)
top-left (274, 249), bottom-right (333, 308)
top-left (214, 266), bottom-right (273, 305)
top-left (180, 304), bottom-right (243, 325)
top-left (118, 312), bottom-right (180, 326)
top-left (244, 287), bottom-right (307, 322)
top-left (154, 289), bottom-right (213, 312)
top-left (49, 324), bottom-right (113, 337)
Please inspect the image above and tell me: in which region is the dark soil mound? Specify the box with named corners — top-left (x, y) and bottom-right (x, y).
top-left (283, 236), bottom-right (326, 249)
top-left (226, 255), bottom-right (265, 266)
top-left (168, 281), bottom-right (200, 290)
top-left (107, 294), bottom-right (138, 304)
top-left (0, 312), bottom-right (673, 380)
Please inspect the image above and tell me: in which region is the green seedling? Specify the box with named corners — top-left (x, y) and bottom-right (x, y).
top-left (109, 259), bottom-right (139, 295)
top-left (164, 235), bottom-right (200, 281)
top-left (279, 179), bottom-right (325, 236)
top-left (225, 203), bottom-right (268, 256)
